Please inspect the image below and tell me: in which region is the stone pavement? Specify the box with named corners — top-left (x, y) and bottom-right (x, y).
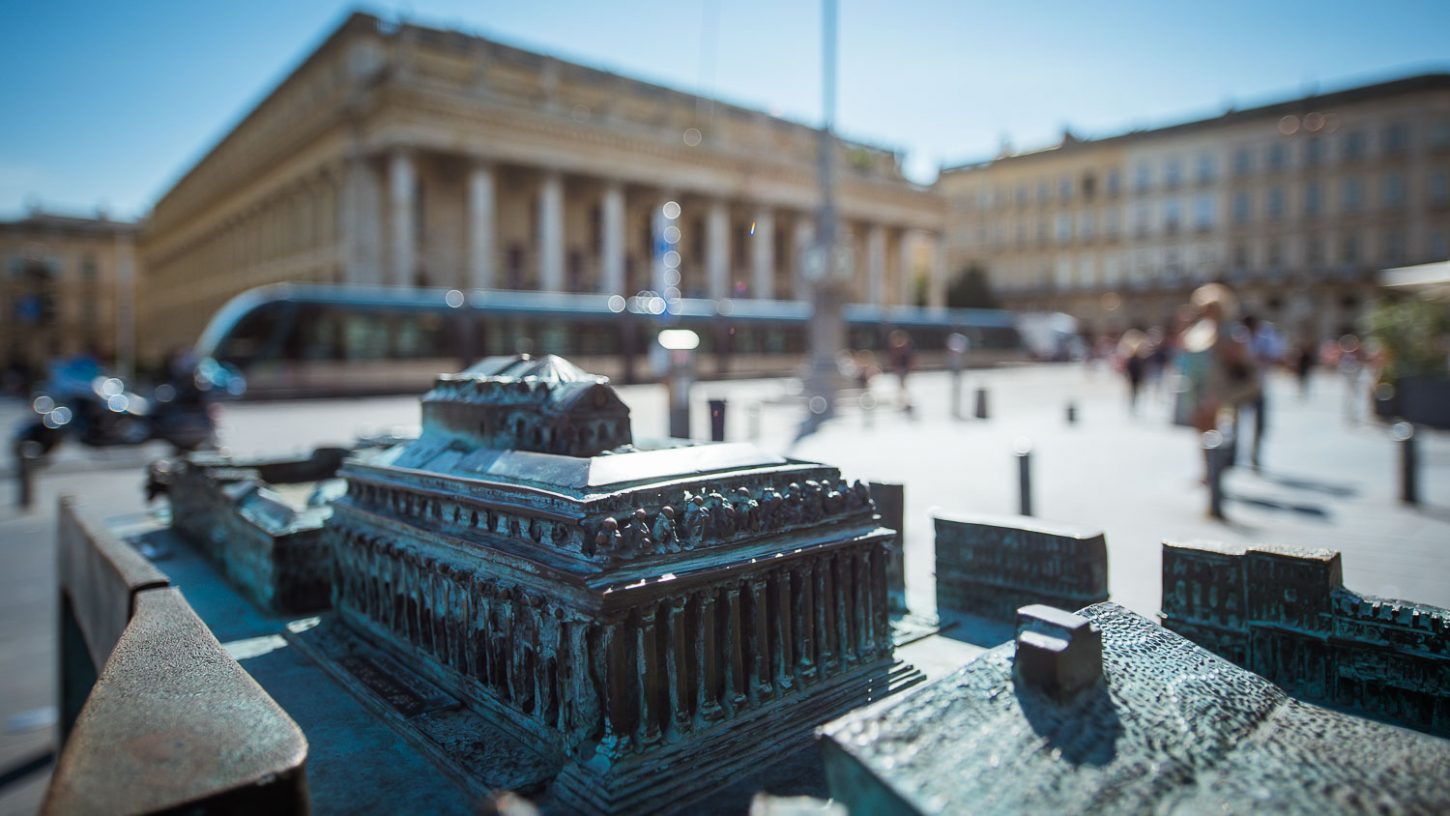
top-left (1, 362), bottom-right (1446, 813)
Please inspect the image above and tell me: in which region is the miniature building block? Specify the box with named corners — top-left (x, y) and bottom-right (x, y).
top-left (1161, 540), bottom-right (1450, 736)
top-left (934, 511), bottom-right (1108, 621)
top-left (820, 602), bottom-right (1450, 816)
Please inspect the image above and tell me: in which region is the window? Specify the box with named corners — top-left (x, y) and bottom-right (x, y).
top-left (1431, 231), bottom-right (1449, 259)
top-left (1383, 172), bottom-right (1406, 208)
top-left (1058, 176), bottom-right (1073, 203)
top-left (1343, 130), bottom-right (1366, 161)
top-left (1232, 191), bottom-right (1251, 224)
top-left (1305, 234), bottom-right (1324, 267)
top-left (1163, 199), bottom-right (1181, 232)
top-left (1134, 202), bottom-right (1151, 236)
top-left (1016, 184), bottom-right (1029, 207)
top-left (1135, 162), bottom-right (1152, 193)
top-left (1104, 207), bottom-right (1121, 238)
top-left (1431, 120), bottom-right (1450, 150)
top-left (1036, 180), bottom-right (1050, 204)
top-left (1194, 194), bottom-right (1215, 230)
top-left (1342, 234), bottom-right (1359, 264)
top-left (1232, 243), bottom-right (1249, 270)
top-left (1267, 240), bottom-right (1284, 272)
top-left (1082, 172), bottom-right (1097, 200)
top-left (1342, 177), bottom-right (1363, 212)
top-left (1106, 168), bottom-right (1121, 196)
top-left (1267, 143), bottom-right (1288, 171)
top-left (1383, 229), bottom-right (1407, 263)
top-left (1233, 147), bottom-right (1252, 177)
top-left (1267, 187), bottom-right (1286, 219)
top-left (1196, 154), bottom-right (1216, 185)
top-left (80, 254), bottom-right (97, 282)
top-left (1304, 181), bottom-right (1322, 216)
top-left (1080, 211), bottom-right (1096, 240)
top-left (1304, 138), bottom-right (1324, 166)
top-left (1055, 213), bottom-right (1072, 243)
top-left (1429, 171), bottom-right (1449, 206)
top-left (1384, 122), bottom-right (1410, 155)
top-left (1164, 158), bottom-right (1183, 188)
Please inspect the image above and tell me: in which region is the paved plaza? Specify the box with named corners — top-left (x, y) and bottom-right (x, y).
top-left (1, 362), bottom-right (1447, 814)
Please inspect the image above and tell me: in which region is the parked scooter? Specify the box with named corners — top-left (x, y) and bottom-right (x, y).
top-left (11, 358), bottom-right (241, 460)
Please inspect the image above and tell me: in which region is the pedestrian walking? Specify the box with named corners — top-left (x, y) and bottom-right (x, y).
top-left (1178, 284), bottom-right (1255, 479)
top-left (1242, 314), bottom-right (1285, 470)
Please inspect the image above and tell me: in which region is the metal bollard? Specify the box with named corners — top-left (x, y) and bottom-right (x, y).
top-left (17, 440), bottom-right (41, 510)
top-left (1393, 422), bottom-right (1418, 505)
top-left (861, 391), bottom-right (876, 428)
top-left (708, 399), bottom-right (727, 442)
top-left (1014, 438), bottom-right (1033, 517)
top-left (1066, 401), bottom-right (1077, 425)
top-left (950, 371), bottom-right (963, 420)
top-left (1203, 430), bottom-right (1226, 520)
top-left (974, 387), bottom-right (989, 420)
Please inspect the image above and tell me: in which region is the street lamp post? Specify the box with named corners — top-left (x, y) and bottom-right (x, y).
top-left (803, 0), bottom-right (846, 428)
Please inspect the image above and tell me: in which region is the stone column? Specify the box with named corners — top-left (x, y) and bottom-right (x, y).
top-left (601, 181), bottom-right (626, 295)
top-left (341, 154), bottom-right (381, 285)
top-left (751, 206), bottom-right (775, 299)
top-left (928, 231), bottom-right (947, 309)
top-left (791, 217), bottom-right (815, 301)
top-left (467, 162), bottom-right (496, 290)
top-left (538, 170), bottom-right (565, 291)
top-left (867, 223), bottom-right (887, 306)
top-left (389, 149), bottom-right (416, 287)
top-left (707, 199), bottom-right (730, 299)
top-left (897, 229), bottom-right (916, 306)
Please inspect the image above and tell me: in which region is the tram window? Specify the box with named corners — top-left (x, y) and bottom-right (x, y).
top-left (215, 301), bottom-right (288, 365)
top-left (540, 321), bottom-right (570, 355)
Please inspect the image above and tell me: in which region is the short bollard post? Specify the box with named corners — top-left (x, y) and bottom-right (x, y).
top-left (1393, 422), bottom-right (1418, 505)
top-left (974, 387), bottom-right (989, 420)
top-left (1014, 438), bottom-right (1033, 517)
top-left (1066, 401), bottom-right (1077, 425)
top-left (17, 440), bottom-right (41, 510)
top-left (861, 391), bottom-right (876, 428)
top-left (708, 399), bottom-right (727, 442)
top-left (1203, 430), bottom-right (1226, 520)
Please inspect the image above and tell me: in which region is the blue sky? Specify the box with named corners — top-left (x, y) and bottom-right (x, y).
top-left (2, 1), bottom-right (1448, 220)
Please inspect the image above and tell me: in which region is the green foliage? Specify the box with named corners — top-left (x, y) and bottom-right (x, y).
top-left (1365, 296), bottom-right (1450, 380)
top-left (946, 266), bottom-right (999, 309)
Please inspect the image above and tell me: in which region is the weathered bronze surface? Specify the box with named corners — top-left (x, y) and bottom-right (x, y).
top-left (820, 602), bottom-right (1450, 815)
top-left (934, 511), bottom-right (1108, 621)
top-left (323, 355), bottom-right (918, 813)
top-left (158, 447), bottom-right (370, 613)
top-left (1161, 539), bottom-right (1450, 736)
top-left (45, 585), bottom-right (309, 815)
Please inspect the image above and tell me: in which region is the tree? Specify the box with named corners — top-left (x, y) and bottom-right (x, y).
top-left (946, 265), bottom-right (999, 309)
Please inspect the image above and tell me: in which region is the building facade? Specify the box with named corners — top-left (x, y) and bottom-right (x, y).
top-left (939, 74), bottom-right (1450, 341)
top-left (1, 211), bottom-right (137, 383)
top-left (136, 12), bottom-right (946, 368)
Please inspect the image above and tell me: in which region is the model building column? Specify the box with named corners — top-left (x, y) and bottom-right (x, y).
top-left (467, 162), bottom-right (496, 290)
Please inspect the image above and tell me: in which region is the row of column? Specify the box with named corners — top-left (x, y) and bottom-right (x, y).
top-left (374, 149), bottom-right (947, 306)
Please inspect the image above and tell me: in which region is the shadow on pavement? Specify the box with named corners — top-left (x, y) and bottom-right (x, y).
top-left (1255, 471), bottom-right (1359, 498)
top-left (1226, 492), bottom-right (1332, 520)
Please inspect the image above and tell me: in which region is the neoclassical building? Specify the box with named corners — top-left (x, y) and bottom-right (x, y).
top-left (940, 74), bottom-right (1450, 341)
top-left (1, 210), bottom-right (137, 380)
top-left (137, 12), bottom-right (945, 367)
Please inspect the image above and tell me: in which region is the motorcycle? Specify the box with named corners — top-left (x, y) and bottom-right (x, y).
top-left (12, 359), bottom-right (242, 460)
